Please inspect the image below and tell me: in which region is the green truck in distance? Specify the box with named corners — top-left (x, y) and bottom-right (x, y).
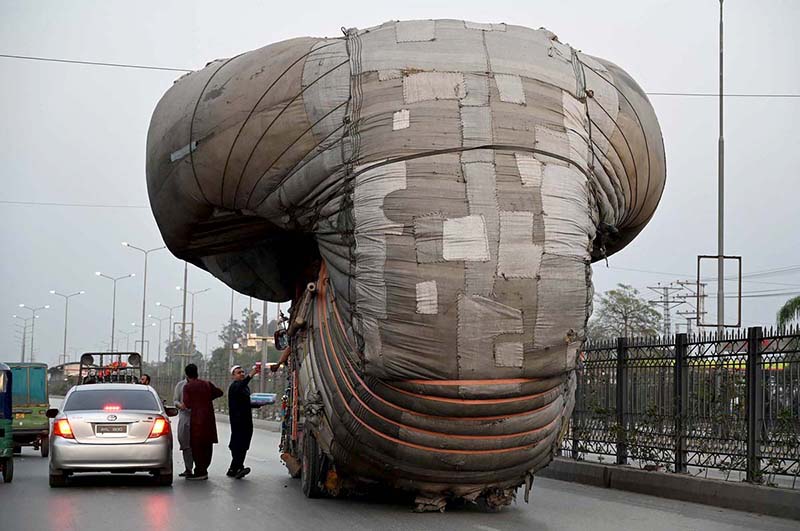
top-left (7, 362), bottom-right (49, 457)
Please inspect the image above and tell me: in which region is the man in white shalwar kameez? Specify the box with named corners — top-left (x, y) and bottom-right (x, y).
top-left (173, 376), bottom-right (193, 477)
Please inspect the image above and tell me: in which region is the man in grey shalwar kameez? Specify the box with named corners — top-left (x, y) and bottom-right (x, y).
top-left (173, 376), bottom-right (193, 477)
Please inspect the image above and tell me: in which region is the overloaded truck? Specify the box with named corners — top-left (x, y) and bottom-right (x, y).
top-left (146, 19), bottom-right (665, 510)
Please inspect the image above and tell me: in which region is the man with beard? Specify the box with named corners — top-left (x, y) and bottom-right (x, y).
top-left (227, 364), bottom-right (262, 479)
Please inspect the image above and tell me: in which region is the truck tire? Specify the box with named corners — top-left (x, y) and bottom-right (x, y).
top-left (301, 432), bottom-right (324, 498)
top-left (1, 458), bottom-right (12, 483)
top-left (40, 437), bottom-right (49, 458)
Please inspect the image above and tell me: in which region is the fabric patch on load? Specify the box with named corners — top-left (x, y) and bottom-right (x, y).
top-left (497, 211), bottom-right (542, 278)
top-left (494, 74), bottom-right (526, 104)
top-left (403, 72), bottom-right (465, 103)
top-left (495, 342), bottom-right (524, 368)
top-left (354, 161), bottom-right (408, 322)
top-left (378, 69), bottom-right (403, 81)
top-left (442, 215), bottom-right (489, 261)
top-left (515, 153), bottom-right (543, 188)
top-left (464, 21), bottom-right (507, 32)
top-left (393, 109), bottom-right (410, 130)
top-left (413, 214), bottom-right (444, 263)
top-left (462, 74), bottom-right (490, 106)
top-left (457, 294), bottom-right (524, 377)
top-left (460, 106), bottom-right (493, 163)
top-left (415, 281), bottom-right (438, 314)
top-left (534, 125), bottom-right (570, 162)
top-left (396, 20), bottom-right (436, 42)
top-left (464, 162), bottom-right (499, 295)
top-left (541, 164), bottom-right (592, 259)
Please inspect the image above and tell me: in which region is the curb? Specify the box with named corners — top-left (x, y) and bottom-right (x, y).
top-left (538, 457), bottom-right (800, 521)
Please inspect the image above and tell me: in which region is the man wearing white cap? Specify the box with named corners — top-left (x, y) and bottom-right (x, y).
top-left (227, 364), bottom-right (262, 478)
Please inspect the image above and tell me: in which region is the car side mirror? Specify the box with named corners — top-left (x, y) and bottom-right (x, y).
top-left (46, 408), bottom-right (59, 418)
top-left (164, 407), bottom-right (178, 417)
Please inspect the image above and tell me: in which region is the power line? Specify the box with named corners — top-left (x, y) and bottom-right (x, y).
top-left (1, 53), bottom-right (799, 100)
top-left (601, 265), bottom-right (800, 287)
top-left (0, 54), bottom-right (191, 73)
top-left (648, 92), bottom-right (799, 98)
top-left (0, 199), bottom-right (149, 209)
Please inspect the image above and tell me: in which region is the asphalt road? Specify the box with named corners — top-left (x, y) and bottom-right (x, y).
top-left (2, 422), bottom-right (796, 531)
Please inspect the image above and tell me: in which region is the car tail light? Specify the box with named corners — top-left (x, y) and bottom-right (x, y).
top-left (148, 417), bottom-right (170, 438)
top-left (103, 404), bottom-right (122, 412)
top-left (53, 419), bottom-right (74, 439)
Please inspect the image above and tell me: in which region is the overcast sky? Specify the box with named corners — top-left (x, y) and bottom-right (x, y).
top-left (1, 0), bottom-right (798, 367)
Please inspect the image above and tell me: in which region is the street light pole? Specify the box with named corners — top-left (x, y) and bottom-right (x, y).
top-left (13, 315), bottom-right (34, 362)
top-left (148, 314), bottom-right (170, 364)
top-left (96, 272), bottom-right (135, 352)
top-left (132, 321), bottom-right (157, 362)
top-left (49, 290), bottom-right (85, 365)
top-left (197, 330), bottom-right (218, 357)
top-left (122, 242), bottom-right (166, 357)
top-left (155, 302), bottom-right (183, 341)
top-left (716, 0), bottom-right (726, 335)
top-left (177, 285), bottom-right (210, 359)
top-left (17, 304), bottom-right (49, 362)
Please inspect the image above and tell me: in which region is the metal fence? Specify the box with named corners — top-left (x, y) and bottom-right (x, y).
top-left (148, 369), bottom-right (287, 421)
top-left (561, 326), bottom-right (800, 488)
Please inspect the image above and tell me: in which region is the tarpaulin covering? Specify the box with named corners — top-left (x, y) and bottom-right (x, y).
top-left (146, 19), bottom-right (665, 499)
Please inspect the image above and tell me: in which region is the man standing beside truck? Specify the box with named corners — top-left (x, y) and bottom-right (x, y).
top-left (173, 374), bottom-right (192, 477)
top-left (182, 363), bottom-right (223, 480)
top-left (227, 364), bottom-right (261, 479)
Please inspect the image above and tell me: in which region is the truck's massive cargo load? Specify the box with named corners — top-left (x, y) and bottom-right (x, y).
top-left (146, 20), bottom-right (665, 508)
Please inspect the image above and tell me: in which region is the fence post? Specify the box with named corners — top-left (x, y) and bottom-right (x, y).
top-left (746, 326), bottom-right (763, 482)
top-left (674, 333), bottom-right (688, 473)
top-left (616, 337), bottom-right (628, 465)
top-left (571, 367), bottom-right (581, 460)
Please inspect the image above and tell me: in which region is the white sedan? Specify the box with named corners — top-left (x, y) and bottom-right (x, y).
top-left (47, 383), bottom-right (177, 487)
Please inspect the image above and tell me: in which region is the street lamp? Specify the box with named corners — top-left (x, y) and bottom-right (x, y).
top-left (155, 302), bottom-right (183, 341)
top-left (50, 289), bottom-right (85, 365)
top-left (176, 286), bottom-right (210, 355)
top-left (96, 271), bottom-right (135, 352)
top-left (13, 314), bottom-right (36, 362)
top-left (122, 241), bottom-right (166, 357)
top-left (117, 329), bottom-right (137, 352)
top-left (148, 314), bottom-right (171, 364)
top-left (197, 329), bottom-right (218, 359)
top-left (131, 321), bottom-right (157, 361)
top-left (17, 304), bottom-right (49, 362)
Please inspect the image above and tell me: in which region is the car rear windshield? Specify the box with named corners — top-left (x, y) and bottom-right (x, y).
top-left (64, 389), bottom-right (160, 412)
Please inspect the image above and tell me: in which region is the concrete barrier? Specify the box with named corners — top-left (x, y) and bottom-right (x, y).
top-left (538, 457), bottom-right (800, 521)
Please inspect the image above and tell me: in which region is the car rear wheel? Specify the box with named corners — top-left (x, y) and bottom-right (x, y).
top-left (40, 438), bottom-right (49, 458)
top-left (155, 470), bottom-right (173, 487)
top-left (1, 458), bottom-right (13, 483)
top-left (49, 472), bottom-right (67, 488)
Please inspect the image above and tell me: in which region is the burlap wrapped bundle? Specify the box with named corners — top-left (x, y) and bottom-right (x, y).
top-left (146, 20), bottom-right (665, 504)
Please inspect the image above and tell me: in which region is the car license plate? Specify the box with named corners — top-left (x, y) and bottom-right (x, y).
top-left (97, 424), bottom-right (127, 435)
top-left (15, 413), bottom-right (24, 420)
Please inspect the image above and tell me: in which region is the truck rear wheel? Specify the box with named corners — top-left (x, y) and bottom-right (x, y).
top-left (301, 431), bottom-right (324, 498)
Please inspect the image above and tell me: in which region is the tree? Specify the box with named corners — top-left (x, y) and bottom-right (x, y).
top-left (206, 307), bottom-right (281, 374)
top-left (777, 296), bottom-right (800, 328)
top-left (587, 283), bottom-right (661, 340)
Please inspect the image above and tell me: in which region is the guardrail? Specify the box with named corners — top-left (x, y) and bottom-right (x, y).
top-left (561, 326), bottom-right (800, 489)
